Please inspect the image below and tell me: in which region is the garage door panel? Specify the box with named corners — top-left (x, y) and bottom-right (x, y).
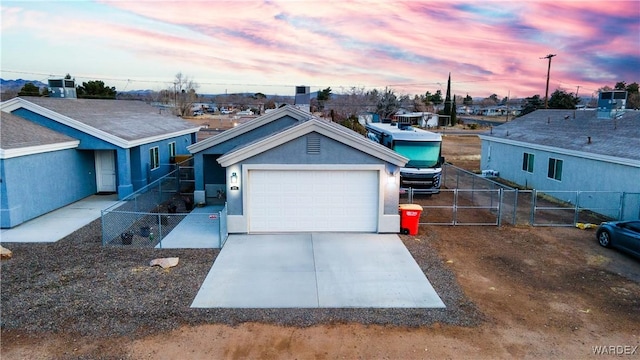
top-left (248, 170), bottom-right (378, 232)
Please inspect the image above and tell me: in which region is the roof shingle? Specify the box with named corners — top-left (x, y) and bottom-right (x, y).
top-left (19, 97), bottom-right (199, 141)
top-left (1, 111), bottom-right (76, 149)
top-left (481, 109), bottom-right (640, 161)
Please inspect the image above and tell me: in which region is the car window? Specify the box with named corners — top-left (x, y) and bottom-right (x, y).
top-left (626, 222), bottom-right (640, 233)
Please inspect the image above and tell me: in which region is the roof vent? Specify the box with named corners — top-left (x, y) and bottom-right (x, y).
top-left (307, 134), bottom-right (320, 154)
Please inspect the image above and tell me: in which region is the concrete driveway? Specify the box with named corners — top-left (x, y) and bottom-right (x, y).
top-left (191, 233), bottom-right (445, 308)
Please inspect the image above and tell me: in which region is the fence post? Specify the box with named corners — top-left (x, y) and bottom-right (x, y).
top-left (497, 188), bottom-right (503, 226)
top-left (573, 191), bottom-right (580, 225)
top-left (471, 175), bottom-right (475, 203)
top-left (157, 213), bottom-right (162, 248)
top-left (101, 210), bottom-right (106, 246)
top-left (530, 189), bottom-right (537, 225)
top-left (453, 189), bottom-right (458, 225)
top-left (513, 189), bottom-right (519, 225)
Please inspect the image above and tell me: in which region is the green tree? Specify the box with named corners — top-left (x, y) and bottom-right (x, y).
top-left (432, 90), bottom-right (443, 105)
top-left (339, 115), bottom-right (366, 136)
top-left (614, 81), bottom-right (627, 90)
top-left (76, 80), bottom-right (117, 99)
top-left (624, 82), bottom-right (639, 109)
top-left (519, 95), bottom-right (544, 116)
top-left (451, 95), bottom-right (458, 126)
top-left (317, 87), bottom-right (332, 111)
top-left (548, 89), bottom-right (579, 109)
top-left (442, 73), bottom-right (452, 116)
top-left (463, 94), bottom-right (473, 106)
top-left (423, 90), bottom-right (443, 110)
top-left (317, 87), bottom-right (332, 102)
top-left (18, 82), bottom-right (41, 96)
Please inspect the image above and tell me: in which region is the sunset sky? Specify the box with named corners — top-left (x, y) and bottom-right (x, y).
top-left (1, 1), bottom-right (638, 99)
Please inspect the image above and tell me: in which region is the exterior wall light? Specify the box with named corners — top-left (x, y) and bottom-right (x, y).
top-left (230, 172), bottom-right (239, 191)
top-left (388, 173), bottom-right (396, 185)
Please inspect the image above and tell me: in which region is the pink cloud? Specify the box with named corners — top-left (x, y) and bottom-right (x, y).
top-left (4, 1), bottom-right (636, 98)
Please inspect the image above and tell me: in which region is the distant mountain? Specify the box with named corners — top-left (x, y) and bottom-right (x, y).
top-left (1, 78), bottom-right (48, 92)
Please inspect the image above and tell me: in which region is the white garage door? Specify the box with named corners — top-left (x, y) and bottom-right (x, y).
top-left (248, 170), bottom-right (379, 232)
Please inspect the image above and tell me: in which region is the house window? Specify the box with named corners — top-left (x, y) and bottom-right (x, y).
top-left (168, 142), bottom-right (176, 159)
top-left (547, 158), bottom-right (563, 181)
top-left (522, 153), bottom-right (534, 173)
top-left (149, 147), bottom-right (159, 171)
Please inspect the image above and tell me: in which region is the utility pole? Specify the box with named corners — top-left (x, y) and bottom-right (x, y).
top-left (506, 90), bottom-right (510, 121)
top-left (541, 53), bottom-right (556, 109)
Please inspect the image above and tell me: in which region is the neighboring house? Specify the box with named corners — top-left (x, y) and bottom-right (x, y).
top-left (188, 105), bottom-right (408, 234)
top-left (479, 109), bottom-right (640, 219)
top-left (1, 113), bottom-right (82, 228)
top-left (1, 97), bottom-right (200, 228)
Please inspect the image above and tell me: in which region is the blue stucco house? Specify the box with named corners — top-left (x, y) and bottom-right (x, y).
top-left (187, 105), bottom-right (408, 234)
top-left (1, 97), bottom-right (200, 228)
top-left (479, 108), bottom-right (640, 220)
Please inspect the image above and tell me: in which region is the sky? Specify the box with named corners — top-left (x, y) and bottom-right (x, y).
top-left (1, 0), bottom-right (639, 99)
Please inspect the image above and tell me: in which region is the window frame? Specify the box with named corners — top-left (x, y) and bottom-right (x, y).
top-left (547, 157), bottom-right (563, 181)
top-left (522, 152), bottom-right (534, 173)
top-left (149, 146), bottom-right (160, 171)
top-left (168, 141), bottom-right (176, 159)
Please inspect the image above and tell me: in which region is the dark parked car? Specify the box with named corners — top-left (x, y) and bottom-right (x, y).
top-left (596, 220), bottom-right (640, 258)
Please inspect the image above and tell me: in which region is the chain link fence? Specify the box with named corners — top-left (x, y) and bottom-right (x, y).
top-left (101, 161), bottom-right (221, 247)
top-left (400, 164), bottom-right (637, 227)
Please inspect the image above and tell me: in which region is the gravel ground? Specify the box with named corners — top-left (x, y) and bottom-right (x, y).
top-left (1, 219), bottom-right (484, 339)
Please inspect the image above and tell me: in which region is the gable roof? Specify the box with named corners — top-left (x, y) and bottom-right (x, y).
top-left (1, 97), bottom-right (201, 149)
top-left (1, 111), bottom-right (79, 159)
top-left (217, 117), bottom-right (408, 167)
top-left (188, 105), bottom-right (312, 153)
top-left (479, 109), bottom-right (640, 166)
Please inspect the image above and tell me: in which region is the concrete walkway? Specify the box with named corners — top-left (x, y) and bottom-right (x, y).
top-left (191, 233), bottom-right (446, 308)
top-left (0, 194), bottom-right (120, 243)
top-left (155, 205), bottom-right (224, 249)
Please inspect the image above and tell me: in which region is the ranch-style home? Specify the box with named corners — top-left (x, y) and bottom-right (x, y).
top-left (0, 97), bottom-right (200, 228)
top-left (479, 106), bottom-right (640, 220)
top-left (188, 105), bottom-right (408, 234)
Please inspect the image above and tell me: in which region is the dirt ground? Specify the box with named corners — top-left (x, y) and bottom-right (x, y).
top-left (3, 133), bottom-right (639, 359)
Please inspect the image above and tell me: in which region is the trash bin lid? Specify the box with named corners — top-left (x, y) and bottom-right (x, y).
top-left (398, 204), bottom-right (423, 211)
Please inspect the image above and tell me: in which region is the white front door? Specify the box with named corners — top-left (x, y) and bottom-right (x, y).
top-left (248, 169), bottom-right (379, 232)
top-left (95, 150), bottom-right (117, 192)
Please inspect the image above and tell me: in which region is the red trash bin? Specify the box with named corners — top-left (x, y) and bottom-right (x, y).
top-left (398, 204), bottom-right (423, 235)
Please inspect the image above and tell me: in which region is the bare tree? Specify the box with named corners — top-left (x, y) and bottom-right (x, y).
top-left (171, 72), bottom-right (199, 116)
top-left (333, 87), bottom-right (369, 119)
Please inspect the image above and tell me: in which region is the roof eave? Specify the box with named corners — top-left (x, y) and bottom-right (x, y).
top-left (479, 134), bottom-right (640, 168)
top-left (217, 119), bottom-right (408, 167)
top-left (0, 140), bottom-right (80, 159)
top-left (1, 98), bottom-right (200, 149)
top-left (187, 105), bottom-right (312, 154)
